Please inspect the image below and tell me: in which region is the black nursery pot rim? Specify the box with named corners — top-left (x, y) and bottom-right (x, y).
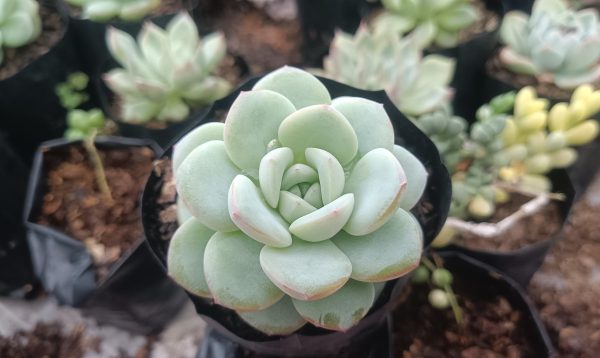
top-left (141, 73), bottom-right (452, 355)
top-left (0, 1), bottom-right (69, 82)
top-left (428, 251), bottom-right (555, 356)
top-left (24, 136), bottom-right (161, 285)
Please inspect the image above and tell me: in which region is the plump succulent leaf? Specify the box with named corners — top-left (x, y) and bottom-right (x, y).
top-left (292, 280), bottom-right (374, 331)
top-left (260, 240), bottom-right (352, 301)
top-left (67, 0), bottom-right (160, 22)
top-left (253, 66), bottom-right (332, 109)
top-left (281, 164), bottom-right (318, 190)
top-left (391, 145), bottom-right (428, 210)
top-left (167, 218), bottom-right (214, 297)
top-left (304, 148), bottom-right (345, 205)
top-left (0, 0), bottom-right (41, 65)
top-left (238, 296), bottom-right (306, 335)
top-left (176, 197), bottom-right (193, 225)
top-left (205, 231), bottom-right (284, 311)
top-left (344, 149), bottom-right (407, 236)
top-left (176, 141), bottom-right (239, 232)
top-left (172, 122), bottom-right (224, 172)
top-left (289, 193), bottom-right (355, 242)
top-left (278, 191), bottom-right (317, 223)
top-left (259, 147), bottom-right (294, 208)
top-left (333, 210), bottom-right (423, 282)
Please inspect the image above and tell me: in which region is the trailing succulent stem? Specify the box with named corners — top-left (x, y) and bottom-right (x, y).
top-left (168, 67), bottom-right (428, 335)
top-left (104, 13), bottom-right (231, 125)
top-left (83, 130), bottom-right (113, 204)
top-left (0, 0), bottom-right (42, 65)
top-left (499, 0), bottom-right (600, 88)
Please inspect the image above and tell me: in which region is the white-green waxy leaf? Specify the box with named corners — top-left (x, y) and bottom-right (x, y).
top-left (2, 12), bottom-right (36, 47)
top-left (139, 21), bottom-right (168, 74)
top-left (278, 105), bottom-right (358, 165)
top-left (166, 12), bottom-right (199, 56)
top-left (292, 280), bottom-right (374, 331)
top-left (344, 148), bottom-right (407, 236)
top-left (391, 145), bottom-right (428, 210)
top-left (373, 282), bottom-right (386, 301)
top-left (281, 164), bottom-right (318, 190)
top-left (305, 148), bottom-right (345, 205)
top-left (331, 97), bottom-right (394, 157)
top-left (333, 209), bottom-right (423, 282)
top-left (176, 197), bottom-right (193, 225)
top-left (172, 122), bottom-right (224, 172)
top-left (259, 147), bottom-right (294, 208)
top-left (303, 182), bottom-right (323, 208)
top-left (84, 1), bottom-right (121, 21)
top-left (176, 141), bottom-right (238, 232)
top-left (253, 66), bottom-right (332, 109)
top-left (205, 231), bottom-right (284, 311)
top-left (167, 218), bottom-right (214, 298)
top-left (238, 296), bottom-right (306, 335)
top-left (120, 0), bottom-right (160, 21)
top-left (260, 240), bottom-right (352, 300)
top-left (499, 47), bottom-right (539, 76)
top-left (224, 90), bottom-right (296, 171)
top-left (500, 12), bottom-right (529, 54)
top-left (290, 194), bottom-right (354, 242)
top-left (289, 185), bottom-right (302, 197)
top-left (278, 191), bottom-right (317, 223)
top-left (228, 175), bottom-right (292, 248)
top-left (200, 32), bottom-right (227, 73)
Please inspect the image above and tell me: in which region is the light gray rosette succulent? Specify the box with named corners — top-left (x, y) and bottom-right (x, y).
top-left (167, 67), bottom-right (428, 335)
top-left (499, 0), bottom-right (600, 88)
top-left (0, 0), bottom-right (42, 65)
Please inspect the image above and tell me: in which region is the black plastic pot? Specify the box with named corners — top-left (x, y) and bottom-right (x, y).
top-left (0, 132), bottom-right (35, 295)
top-left (440, 170), bottom-right (575, 288)
top-left (0, 1), bottom-right (85, 164)
top-left (141, 75), bottom-right (452, 357)
top-left (427, 0), bottom-right (504, 122)
top-left (394, 251), bottom-right (555, 356)
top-left (24, 136), bottom-right (187, 334)
top-left (501, 0), bottom-right (534, 13)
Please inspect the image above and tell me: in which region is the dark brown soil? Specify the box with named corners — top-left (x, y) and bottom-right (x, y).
top-left (0, 1), bottom-right (64, 80)
top-left (486, 53), bottom-right (600, 101)
top-left (36, 145), bottom-right (155, 280)
top-left (457, 0), bottom-right (499, 44)
top-left (67, 0), bottom-right (190, 19)
top-left (453, 194), bottom-right (563, 252)
top-left (0, 323), bottom-right (87, 358)
top-left (394, 279), bottom-right (535, 357)
top-left (197, 0), bottom-right (302, 74)
top-left (529, 197), bottom-right (600, 357)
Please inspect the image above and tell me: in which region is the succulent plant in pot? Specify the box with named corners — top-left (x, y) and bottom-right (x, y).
top-left (319, 26), bottom-right (455, 117)
top-left (101, 12), bottom-right (231, 147)
top-left (143, 66), bottom-right (451, 356)
top-left (0, 0), bottom-right (42, 65)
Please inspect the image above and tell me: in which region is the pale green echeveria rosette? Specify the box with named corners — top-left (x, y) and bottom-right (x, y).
top-left (65, 0), bottom-right (160, 22)
top-left (499, 0), bottom-right (600, 89)
top-left (103, 12), bottom-right (230, 125)
top-left (167, 67), bottom-right (428, 335)
top-left (0, 0), bottom-right (42, 65)
top-left (372, 0), bottom-right (478, 49)
top-left (321, 25), bottom-right (455, 117)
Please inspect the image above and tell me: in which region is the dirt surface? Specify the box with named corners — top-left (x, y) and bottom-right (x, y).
top-left (0, 1), bottom-right (64, 80)
top-left (453, 193), bottom-right (563, 252)
top-left (486, 53), bottom-right (600, 101)
top-left (394, 279), bottom-right (535, 357)
top-left (0, 323), bottom-right (86, 358)
top-left (67, 0), bottom-right (190, 19)
top-left (197, 0), bottom-right (302, 74)
top-left (457, 0), bottom-right (499, 44)
top-left (529, 191), bottom-right (600, 357)
top-left (36, 145), bottom-right (155, 280)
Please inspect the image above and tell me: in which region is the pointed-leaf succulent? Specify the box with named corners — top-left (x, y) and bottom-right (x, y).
top-left (320, 26), bottom-right (455, 117)
top-left (499, 0), bottom-right (600, 89)
top-left (168, 67), bottom-right (428, 335)
top-left (103, 12), bottom-right (231, 125)
top-left (65, 0), bottom-right (160, 22)
top-left (0, 0), bottom-right (42, 65)
top-left (373, 0), bottom-right (478, 48)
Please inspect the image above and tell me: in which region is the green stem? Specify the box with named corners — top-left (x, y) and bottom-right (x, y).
top-left (421, 257), bottom-right (437, 272)
top-left (83, 131), bottom-right (113, 205)
top-left (444, 284), bottom-right (463, 326)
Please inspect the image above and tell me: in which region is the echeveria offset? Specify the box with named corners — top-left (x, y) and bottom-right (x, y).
top-left (168, 67), bottom-right (427, 334)
top-left (499, 0), bottom-right (600, 89)
top-left (104, 13), bottom-right (230, 124)
top-left (65, 0), bottom-right (160, 21)
top-left (321, 26), bottom-right (455, 117)
top-left (0, 0), bottom-right (41, 65)
top-left (373, 0), bottom-right (478, 48)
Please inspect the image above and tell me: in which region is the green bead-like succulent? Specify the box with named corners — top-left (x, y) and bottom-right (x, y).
top-left (168, 67), bottom-right (428, 335)
top-left (66, 0), bottom-right (160, 22)
top-left (64, 109), bottom-right (107, 140)
top-left (103, 12), bottom-right (231, 125)
top-left (373, 0), bottom-right (478, 48)
top-left (499, 0), bottom-right (600, 89)
top-left (321, 26), bottom-right (455, 117)
top-left (0, 0), bottom-right (42, 65)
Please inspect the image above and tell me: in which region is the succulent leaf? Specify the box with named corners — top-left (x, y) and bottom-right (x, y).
top-left (238, 296), bottom-right (306, 335)
top-left (289, 193), bottom-right (355, 242)
top-left (259, 147), bottom-right (294, 208)
top-left (278, 191), bottom-right (317, 223)
top-left (304, 148), bottom-right (345, 205)
top-left (172, 122), bottom-right (224, 172)
top-left (391, 145), bottom-right (428, 210)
